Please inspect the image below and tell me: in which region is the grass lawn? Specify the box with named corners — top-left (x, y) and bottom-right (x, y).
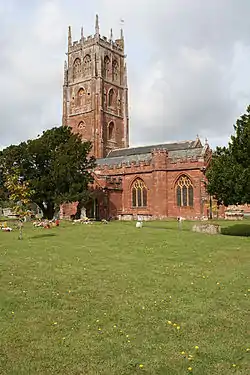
top-left (0, 220), bottom-right (249, 375)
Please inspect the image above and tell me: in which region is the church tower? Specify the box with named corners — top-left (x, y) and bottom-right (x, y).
top-left (62, 15), bottom-right (129, 158)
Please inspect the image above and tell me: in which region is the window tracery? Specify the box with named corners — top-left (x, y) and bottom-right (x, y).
top-left (78, 121), bottom-right (85, 130)
top-left (104, 55), bottom-right (110, 79)
top-left (112, 59), bottom-right (119, 81)
top-left (76, 88), bottom-right (85, 107)
top-left (132, 179), bottom-right (147, 208)
top-left (176, 175), bottom-right (194, 207)
top-left (73, 58), bottom-right (81, 80)
top-left (83, 54), bottom-right (91, 76)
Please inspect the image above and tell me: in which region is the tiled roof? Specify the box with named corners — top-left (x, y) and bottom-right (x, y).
top-left (107, 140), bottom-right (200, 158)
top-left (96, 139), bottom-right (204, 167)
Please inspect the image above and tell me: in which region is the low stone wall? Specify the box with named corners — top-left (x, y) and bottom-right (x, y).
top-left (192, 223), bottom-right (221, 235)
top-left (225, 211), bottom-right (244, 220)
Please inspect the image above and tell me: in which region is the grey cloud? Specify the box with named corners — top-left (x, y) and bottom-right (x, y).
top-left (1, 0), bottom-right (250, 150)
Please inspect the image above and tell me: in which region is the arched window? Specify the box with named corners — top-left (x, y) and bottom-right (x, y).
top-left (73, 58), bottom-right (81, 79)
top-left (108, 121), bottom-right (114, 140)
top-left (76, 88), bottom-right (85, 107)
top-left (78, 121), bottom-right (85, 130)
top-left (83, 54), bottom-right (91, 76)
top-left (112, 60), bottom-right (119, 81)
top-left (176, 175), bottom-right (194, 207)
top-left (132, 179), bottom-right (147, 208)
top-left (108, 88), bottom-right (114, 106)
top-left (104, 55), bottom-right (110, 79)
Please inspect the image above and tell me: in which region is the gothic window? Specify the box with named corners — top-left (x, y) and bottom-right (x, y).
top-left (76, 88), bottom-right (85, 107)
top-left (176, 175), bottom-right (194, 207)
top-left (83, 54), bottom-right (91, 76)
top-left (108, 88), bottom-right (114, 106)
top-left (108, 121), bottom-right (114, 140)
top-left (131, 179), bottom-right (147, 208)
top-left (73, 58), bottom-right (81, 80)
top-left (112, 59), bottom-right (119, 81)
top-left (104, 55), bottom-right (110, 79)
top-left (78, 121), bottom-right (85, 130)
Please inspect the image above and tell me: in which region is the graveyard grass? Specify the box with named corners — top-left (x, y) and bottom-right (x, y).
top-left (0, 220), bottom-right (249, 375)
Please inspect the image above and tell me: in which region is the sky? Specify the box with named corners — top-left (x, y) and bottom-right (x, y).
top-left (1, 0), bottom-right (250, 150)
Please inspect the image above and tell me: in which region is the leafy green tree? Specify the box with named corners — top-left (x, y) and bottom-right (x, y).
top-left (206, 106), bottom-right (250, 206)
top-left (4, 166), bottom-right (34, 239)
top-left (0, 126), bottom-right (96, 219)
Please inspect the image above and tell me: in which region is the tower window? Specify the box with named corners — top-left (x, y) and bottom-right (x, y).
top-left (108, 88), bottom-right (114, 106)
top-left (78, 121), bottom-right (85, 130)
top-left (131, 179), bottom-right (147, 208)
top-left (83, 54), bottom-right (91, 76)
top-left (104, 55), bottom-right (110, 79)
top-left (108, 121), bottom-right (114, 140)
top-left (176, 175), bottom-right (194, 207)
top-left (76, 88), bottom-right (85, 107)
top-left (73, 58), bottom-right (81, 80)
top-left (112, 60), bottom-right (119, 81)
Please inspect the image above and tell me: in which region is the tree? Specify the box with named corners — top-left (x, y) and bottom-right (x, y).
top-left (206, 106), bottom-right (250, 206)
top-left (0, 126), bottom-right (96, 219)
top-left (4, 166), bottom-right (34, 239)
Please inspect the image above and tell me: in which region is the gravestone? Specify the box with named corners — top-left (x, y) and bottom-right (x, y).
top-left (192, 223), bottom-right (221, 235)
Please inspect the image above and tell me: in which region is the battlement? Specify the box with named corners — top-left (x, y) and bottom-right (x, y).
top-left (68, 14), bottom-right (124, 55)
top-left (96, 158), bottom-right (152, 172)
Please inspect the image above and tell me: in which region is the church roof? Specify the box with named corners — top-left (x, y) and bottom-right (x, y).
top-left (96, 139), bottom-right (204, 167)
top-left (107, 140), bottom-right (200, 158)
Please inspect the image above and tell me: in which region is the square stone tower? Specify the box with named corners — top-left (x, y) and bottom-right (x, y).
top-left (62, 15), bottom-right (129, 158)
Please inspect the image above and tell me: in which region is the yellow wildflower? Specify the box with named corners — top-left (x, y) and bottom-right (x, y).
top-left (167, 320), bottom-right (172, 325)
top-left (195, 346), bottom-right (199, 350)
top-left (232, 364), bottom-right (236, 367)
top-left (139, 364), bottom-right (144, 368)
top-left (176, 326), bottom-right (180, 330)
top-left (181, 351), bottom-right (185, 355)
top-left (173, 323), bottom-right (177, 327)
top-left (188, 367), bottom-right (192, 372)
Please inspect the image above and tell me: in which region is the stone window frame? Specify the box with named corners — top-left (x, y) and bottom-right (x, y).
top-left (107, 121), bottom-right (115, 140)
top-left (175, 175), bottom-right (194, 207)
top-left (108, 88), bottom-right (115, 107)
top-left (104, 55), bottom-right (110, 79)
top-left (78, 121), bottom-right (86, 130)
top-left (76, 87), bottom-right (85, 107)
top-left (73, 58), bottom-right (82, 80)
top-left (131, 178), bottom-right (148, 208)
top-left (112, 59), bottom-right (119, 81)
top-left (83, 54), bottom-right (91, 76)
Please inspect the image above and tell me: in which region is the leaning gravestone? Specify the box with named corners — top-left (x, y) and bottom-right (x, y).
top-left (192, 223), bottom-right (221, 235)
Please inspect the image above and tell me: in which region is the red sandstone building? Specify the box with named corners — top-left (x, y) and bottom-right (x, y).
top-left (61, 16), bottom-right (214, 220)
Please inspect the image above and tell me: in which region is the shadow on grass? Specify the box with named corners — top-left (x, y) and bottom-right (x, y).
top-left (221, 224), bottom-right (250, 237)
top-left (30, 233), bottom-right (57, 239)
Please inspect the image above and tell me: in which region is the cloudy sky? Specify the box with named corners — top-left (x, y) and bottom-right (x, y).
top-left (1, 0), bottom-right (250, 150)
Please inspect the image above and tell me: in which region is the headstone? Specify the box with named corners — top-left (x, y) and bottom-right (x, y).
top-left (136, 221), bottom-right (143, 228)
top-left (192, 223), bottom-right (221, 235)
top-left (80, 207), bottom-right (87, 219)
